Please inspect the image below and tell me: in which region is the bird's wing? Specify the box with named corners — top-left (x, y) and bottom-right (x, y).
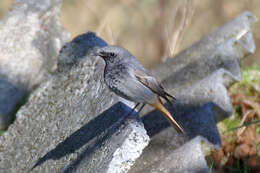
top-left (110, 70), bottom-right (155, 103)
top-left (134, 70), bottom-right (183, 133)
top-left (134, 70), bottom-right (176, 104)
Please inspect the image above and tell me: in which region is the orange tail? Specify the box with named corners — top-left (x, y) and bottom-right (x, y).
top-left (150, 101), bottom-right (184, 133)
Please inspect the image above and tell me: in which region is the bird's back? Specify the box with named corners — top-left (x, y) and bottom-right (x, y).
top-left (104, 60), bottom-right (156, 103)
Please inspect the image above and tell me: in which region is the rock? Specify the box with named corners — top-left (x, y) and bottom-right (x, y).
top-left (154, 12), bottom-right (257, 121)
top-left (136, 137), bottom-right (210, 173)
top-left (0, 0), bottom-right (69, 129)
top-left (0, 32), bottom-right (149, 173)
top-left (130, 11), bottom-right (257, 173)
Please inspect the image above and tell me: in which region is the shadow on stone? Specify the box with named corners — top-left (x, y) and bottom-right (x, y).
top-left (31, 102), bottom-right (132, 171)
top-left (142, 101), bottom-right (221, 147)
top-left (61, 131), bottom-right (113, 173)
top-left (32, 99), bottom-right (221, 171)
top-left (0, 78), bottom-right (28, 129)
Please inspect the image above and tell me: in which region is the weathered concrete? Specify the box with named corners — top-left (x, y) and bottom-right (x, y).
top-left (130, 12), bottom-right (257, 173)
top-left (136, 136), bottom-right (210, 173)
top-left (154, 11), bottom-right (257, 119)
top-left (0, 0), bottom-right (69, 129)
top-left (0, 32), bottom-right (149, 173)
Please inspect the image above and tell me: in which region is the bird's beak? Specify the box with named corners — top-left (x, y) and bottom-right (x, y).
top-left (92, 48), bottom-right (106, 58)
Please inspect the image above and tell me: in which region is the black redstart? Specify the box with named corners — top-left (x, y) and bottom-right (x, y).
top-left (95, 46), bottom-right (184, 133)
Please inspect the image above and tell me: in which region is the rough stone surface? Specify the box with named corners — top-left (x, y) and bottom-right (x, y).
top-left (0, 0), bottom-right (69, 129)
top-left (138, 137), bottom-right (210, 173)
top-left (0, 32), bottom-right (149, 173)
top-left (130, 11), bottom-right (257, 173)
top-left (153, 11), bottom-right (257, 83)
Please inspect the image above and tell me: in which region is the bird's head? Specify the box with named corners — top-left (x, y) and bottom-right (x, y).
top-left (94, 46), bottom-right (133, 64)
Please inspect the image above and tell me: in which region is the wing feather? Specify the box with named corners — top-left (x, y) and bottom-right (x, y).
top-left (134, 70), bottom-right (176, 104)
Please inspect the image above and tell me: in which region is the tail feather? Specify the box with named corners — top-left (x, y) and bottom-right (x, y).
top-left (149, 101), bottom-right (184, 133)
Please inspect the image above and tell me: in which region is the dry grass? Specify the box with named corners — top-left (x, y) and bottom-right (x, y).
top-left (0, 0), bottom-right (13, 19)
top-left (59, 0), bottom-right (260, 68)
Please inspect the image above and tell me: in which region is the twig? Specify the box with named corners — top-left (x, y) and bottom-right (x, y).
top-left (226, 120), bottom-right (260, 132)
top-left (164, 0), bottom-right (195, 61)
top-left (236, 110), bottom-right (255, 137)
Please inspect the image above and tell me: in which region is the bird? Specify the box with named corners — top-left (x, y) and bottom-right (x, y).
top-left (94, 45), bottom-right (184, 133)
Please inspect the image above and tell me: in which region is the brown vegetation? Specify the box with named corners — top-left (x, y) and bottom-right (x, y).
top-left (213, 68), bottom-right (260, 172)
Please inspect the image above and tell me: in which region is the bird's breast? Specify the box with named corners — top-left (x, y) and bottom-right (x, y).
top-left (104, 64), bottom-right (134, 98)
top-left (104, 64), bottom-right (126, 86)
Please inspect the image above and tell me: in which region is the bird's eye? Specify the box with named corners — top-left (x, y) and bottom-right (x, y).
top-left (110, 52), bottom-right (115, 57)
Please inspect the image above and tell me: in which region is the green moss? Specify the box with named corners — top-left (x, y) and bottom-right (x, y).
top-left (0, 130), bottom-right (4, 136)
top-left (239, 66), bottom-right (260, 89)
top-left (222, 66), bottom-right (260, 134)
top-left (256, 126), bottom-right (260, 134)
top-left (222, 113), bottom-right (240, 131)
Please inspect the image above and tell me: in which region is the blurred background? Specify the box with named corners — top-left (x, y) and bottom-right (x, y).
top-left (1, 0), bottom-right (260, 68)
top-left (60, 0), bottom-right (260, 68)
top-left (1, 0), bottom-right (259, 172)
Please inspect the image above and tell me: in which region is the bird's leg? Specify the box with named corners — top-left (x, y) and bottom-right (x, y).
top-left (138, 103), bottom-right (146, 114)
top-left (126, 103), bottom-right (140, 117)
top-left (120, 103), bottom-right (141, 125)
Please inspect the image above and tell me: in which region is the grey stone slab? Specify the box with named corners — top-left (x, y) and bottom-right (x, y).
top-left (0, 0), bottom-right (69, 129)
top-left (130, 12), bottom-right (257, 173)
top-left (0, 32), bottom-right (149, 173)
top-left (136, 136), bottom-right (210, 173)
top-left (153, 11), bottom-right (257, 84)
top-left (140, 11), bottom-right (257, 132)
top-left (131, 90), bottom-right (221, 173)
